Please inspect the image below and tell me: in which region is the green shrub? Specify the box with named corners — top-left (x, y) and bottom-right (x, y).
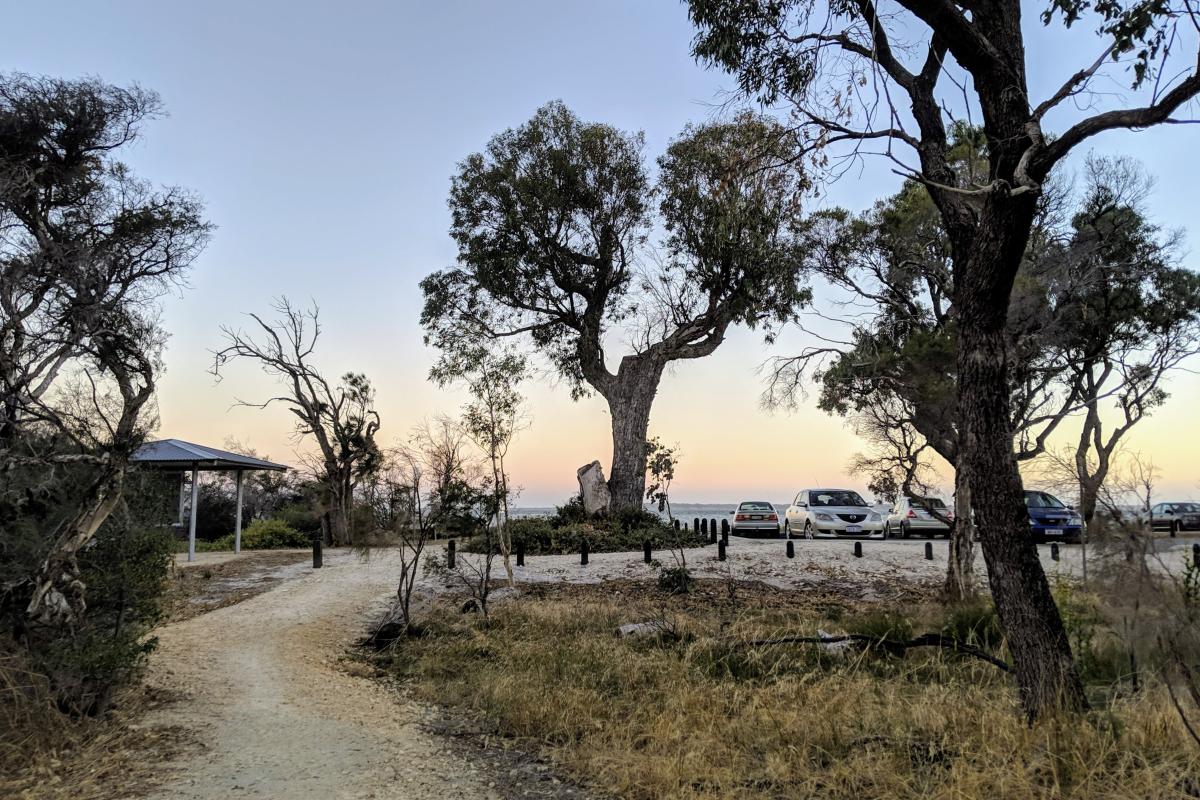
top-left (211, 518), bottom-right (312, 550)
top-left (463, 515), bottom-right (705, 555)
top-left (657, 565), bottom-right (694, 595)
top-left (939, 600), bottom-right (1003, 651)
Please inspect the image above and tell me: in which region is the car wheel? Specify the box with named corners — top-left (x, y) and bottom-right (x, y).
top-left (803, 521), bottom-right (814, 540)
top-left (900, 522), bottom-right (911, 540)
top-left (882, 523), bottom-right (891, 539)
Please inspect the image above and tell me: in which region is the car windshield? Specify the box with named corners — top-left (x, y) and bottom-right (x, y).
top-left (1025, 491), bottom-right (1066, 509)
top-left (811, 490), bottom-right (867, 507)
top-left (738, 502), bottom-right (774, 512)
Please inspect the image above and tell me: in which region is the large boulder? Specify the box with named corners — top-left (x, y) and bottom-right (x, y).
top-left (576, 460), bottom-right (611, 516)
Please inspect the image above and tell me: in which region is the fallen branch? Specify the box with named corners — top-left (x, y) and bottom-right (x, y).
top-left (748, 632), bottom-right (1012, 673)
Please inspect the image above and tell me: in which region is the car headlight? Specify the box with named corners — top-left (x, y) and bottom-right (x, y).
top-left (815, 513), bottom-right (833, 521)
top-left (1069, 515), bottom-right (1082, 525)
top-left (868, 512), bottom-right (881, 522)
top-left (1029, 517), bottom-right (1037, 526)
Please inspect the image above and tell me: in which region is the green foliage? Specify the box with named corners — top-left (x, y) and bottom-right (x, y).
top-left (464, 512), bottom-right (704, 556)
top-left (939, 601), bottom-right (1004, 652)
top-left (657, 566), bottom-right (694, 595)
top-left (211, 518), bottom-right (311, 550)
top-left (18, 472), bottom-right (176, 715)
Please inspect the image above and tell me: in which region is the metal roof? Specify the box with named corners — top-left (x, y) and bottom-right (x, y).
top-left (131, 439), bottom-right (288, 471)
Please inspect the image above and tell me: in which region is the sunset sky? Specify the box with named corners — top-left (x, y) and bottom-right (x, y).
top-left (10, 1), bottom-right (1199, 505)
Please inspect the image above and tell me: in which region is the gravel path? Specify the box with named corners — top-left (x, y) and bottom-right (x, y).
top-left (143, 549), bottom-right (495, 800)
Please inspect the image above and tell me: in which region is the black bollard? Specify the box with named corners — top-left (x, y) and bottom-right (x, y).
top-left (673, 518), bottom-right (680, 531)
top-left (312, 534), bottom-right (323, 569)
top-left (853, 541), bottom-right (862, 558)
top-left (718, 539), bottom-right (727, 561)
top-left (581, 539), bottom-right (589, 566)
top-left (924, 541), bottom-right (933, 560)
top-left (1193, 542), bottom-right (1199, 565)
top-left (721, 518), bottom-right (730, 536)
top-left (721, 530), bottom-right (729, 547)
top-left (643, 540), bottom-right (652, 564)
top-left (516, 540), bottom-right (525, 567)
top-left (1051, 542), bottom-right (1060, 561)
top-left (701, 518), bottom-right (709, 535)
top-left (447, 538), bottom-right (456, 569)
top-left (694, 517), bottom-right (701, 534)
top-left (710, 519), bottom-right (718, 538)
top-left (786, 540), bottom-right (795, 559)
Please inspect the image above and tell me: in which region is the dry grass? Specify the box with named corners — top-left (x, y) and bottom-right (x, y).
top-left (377, 582), bottom-right (1200, 799)
top-left (0, 648), bottom-right (192, 799)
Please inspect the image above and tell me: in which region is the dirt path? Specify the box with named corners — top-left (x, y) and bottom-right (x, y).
top-left (143, 549), bottom-right (494, 800)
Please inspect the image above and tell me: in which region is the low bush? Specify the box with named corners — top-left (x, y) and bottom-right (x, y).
top-left (461, 496), bottom-right (706, 556)
top-left (208, 518), bottom-right (312, 550)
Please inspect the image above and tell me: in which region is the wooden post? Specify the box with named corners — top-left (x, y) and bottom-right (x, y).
top-left (1050, 542), bottom-right (1060, 561)
top-left (924, 542), bottom-right (933, 560)
top-left (786, 540), bottom-right (795, 559)
top-left (447, 538), bottom-right (456, 569)
top-left (853, 541), bottom-right (862, 558)
top-left (643, 540), bottom-right (652, 564)
top-left (312, 534), bottom-right (323, 569)
top-left (581, 539), bottom-right (589, 566)
top-left (516, 540), bottom-right (525, 567)
top-left (718, 539), bottom-right (726, 561)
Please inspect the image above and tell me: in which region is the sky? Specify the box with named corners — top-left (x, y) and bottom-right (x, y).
top-left (7, 1), bottom-right (1199, 505)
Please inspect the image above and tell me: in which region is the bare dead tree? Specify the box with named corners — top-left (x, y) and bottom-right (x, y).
top-left (212, 299), bottom-right (381, 545)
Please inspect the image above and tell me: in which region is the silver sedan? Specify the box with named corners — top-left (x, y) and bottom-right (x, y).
top-left (730, 500), bottom-right (781, 537)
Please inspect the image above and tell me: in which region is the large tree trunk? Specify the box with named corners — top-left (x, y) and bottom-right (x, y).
top-left (944, 465), bottom-right (976, 601)
top-left (604, 355), bottom-right (665, 511)
top-left (957, 213), bottom-right (1087, 717)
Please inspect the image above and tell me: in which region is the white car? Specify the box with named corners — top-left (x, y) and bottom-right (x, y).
top-left (885, 495), bottom-right (953, 539)
top-left (783, 488), bottom-right (885, 539)
top-left (729, 500), bottom-right (781, 537)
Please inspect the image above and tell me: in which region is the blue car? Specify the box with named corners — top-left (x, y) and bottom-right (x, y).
top-left (1025, 491), bottom-right (1083, 543)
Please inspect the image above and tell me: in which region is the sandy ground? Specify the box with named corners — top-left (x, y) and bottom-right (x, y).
top-left (143, 549), bottom-right (498, 800)
top-left (140, 534), bottom-right (1196, 799)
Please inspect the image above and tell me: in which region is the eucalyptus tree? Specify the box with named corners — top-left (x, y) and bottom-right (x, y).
top-left (422, 102), bottom-right (810, 510)
top-left (689, 0), bottom-right (1200, 716)
top-left (213, 299), bottom-right (382, 546)
top-left (0, 74), bottom-right (210, 627)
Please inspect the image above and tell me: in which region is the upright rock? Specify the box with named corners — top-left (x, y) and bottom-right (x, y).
top-left (576, 461), bottom-right (611, 516)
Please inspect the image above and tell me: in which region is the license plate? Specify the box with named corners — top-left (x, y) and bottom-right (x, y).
top-left (1043, 528), bottom-right (1062, 536)
top-left (751, 515), bottom-right (762, 520)
top-left (845, 525), bottom-right (862, 533)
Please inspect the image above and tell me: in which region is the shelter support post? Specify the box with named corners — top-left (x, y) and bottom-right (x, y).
top-left (188, 464), bottom-right (199, 562)
top-left (234, 470), bottom-right (244, 554)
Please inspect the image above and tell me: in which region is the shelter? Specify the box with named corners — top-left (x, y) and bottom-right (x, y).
top-left (131, 439), bottom-right (288, 561)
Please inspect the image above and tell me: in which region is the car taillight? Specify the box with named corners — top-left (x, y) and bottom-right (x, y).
top-left (735, 514), bottom-right (747, 521)
top-left (907, 510), bottom-right (917, 519)
top-left (768, 513), bottom-right (778, 521)
top-left (946, 511), bottom-right (955, 519)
